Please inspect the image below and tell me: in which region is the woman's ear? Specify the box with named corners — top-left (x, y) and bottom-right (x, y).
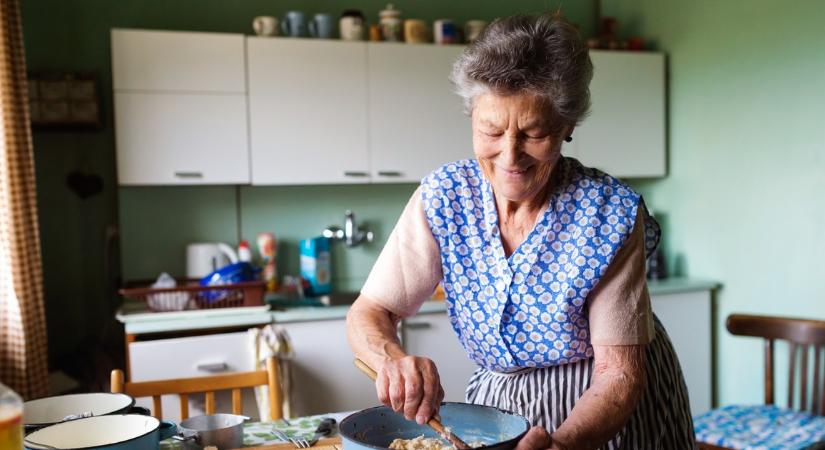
top-left (563, 124), bottom-right (575, 142)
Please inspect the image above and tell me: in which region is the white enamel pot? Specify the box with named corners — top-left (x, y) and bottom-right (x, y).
top-left (23, 393), bottom-right (149, 433)
top-left (24, 414), bottom-right (177, 450)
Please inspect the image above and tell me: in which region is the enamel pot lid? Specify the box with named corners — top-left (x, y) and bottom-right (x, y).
top-left (24, 414), bottom-right (165, 450)
top-left (23, 393), bottom-right (135, 428)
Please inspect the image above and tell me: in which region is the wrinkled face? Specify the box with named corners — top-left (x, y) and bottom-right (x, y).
top-left (472, 92), bottom-right (572, 204)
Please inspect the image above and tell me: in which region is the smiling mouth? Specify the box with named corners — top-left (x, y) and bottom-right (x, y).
top-left (501, 166), bottom-right (531, 175)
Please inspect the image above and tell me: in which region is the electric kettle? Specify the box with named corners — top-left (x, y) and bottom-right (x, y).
top-left (186, 242), bottom-right (238, 278)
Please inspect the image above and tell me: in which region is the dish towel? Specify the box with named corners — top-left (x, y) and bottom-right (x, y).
top-left (249, 324), bottom-right (294, 419)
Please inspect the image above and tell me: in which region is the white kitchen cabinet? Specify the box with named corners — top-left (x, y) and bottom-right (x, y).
top-left (279, 314), bottom-right (478, 416)
top-left (247, 38), bottom-right (371, 185)
top-left (112, 30), bottom-right (666, 186)
top-left (114, 92), bottom-right (249, 185)
top-left (566, 51), bottom-right (666, 178)
top-left (129, 331), bottom-right (258, 421)
top-left (403, 312), bottom-right (479, 402)
top-left (278, 318), bottom-right (377, 416)
top-left (111, 29), bottom-right (245, 93)
top-left (112, 29), bottom-right (250, 185)
top-left (367, 43), bottom-right (473, 183)
top-left (651, 288), bottom-right (713, 415)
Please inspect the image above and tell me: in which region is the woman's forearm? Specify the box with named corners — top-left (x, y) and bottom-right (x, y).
top-left (346, 295), bottom-right (407, 370)
top-left (549, 345), bottom-right (646, 450)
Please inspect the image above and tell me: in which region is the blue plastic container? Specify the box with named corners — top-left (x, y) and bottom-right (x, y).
top-left (199, 262), bottom-right (259, 302)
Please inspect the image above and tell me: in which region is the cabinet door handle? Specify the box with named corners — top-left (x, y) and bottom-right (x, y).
top-left (196, 362), bottom-right (228, 372)
top-left (377, 171), bottom-right (403, 177)
top-left (174, 171), bottom-right (203, 179)
top-left (343, 171), bottom-right (369, 178)
top-left (405, 322), bottom-right (431, 330)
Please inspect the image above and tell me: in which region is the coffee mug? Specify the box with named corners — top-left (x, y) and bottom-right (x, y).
top-left (252, 16), bottom-right (279, 36)
top-left (281, 11), bottom-right (307, 37)
top-left (309, 13), bottom-right (335, 39)
top-left (464, 20), bottom-right (488, 43)
top-left (404, 19), bottom-right (428, 44)
top-left (433, 19), bottom-right (458, 44)
top-left (340, 13), bottom-right (365, 41)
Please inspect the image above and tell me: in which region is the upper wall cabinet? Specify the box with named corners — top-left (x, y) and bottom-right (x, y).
top-left (367, 44), bottom-right (472, 183)
top-left (246, 39), bottom-right (469, 185)
top-left (247, 38), bottom-right (370, 185)
top-left (566, 51), bottom-right (666, 178)
top-left (112, 29), bottom-right (666, 185)
top-left (111, 29), bottom-right (246, 93)
top-left (111, 29), bottom-right (250, 185)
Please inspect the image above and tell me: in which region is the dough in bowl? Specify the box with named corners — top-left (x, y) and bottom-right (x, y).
top-left (389, 435), bottom-right (485, 450)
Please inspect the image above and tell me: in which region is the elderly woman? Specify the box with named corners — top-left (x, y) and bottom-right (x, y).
top-left (346, 13), bottom-right (694, 450)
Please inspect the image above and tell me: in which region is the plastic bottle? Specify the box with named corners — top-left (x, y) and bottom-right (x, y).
top-left (256, 232), bottom-right (279, 292)
top-left (0, 382), bottom-right (23, 450)
top-left (238, 240), bottom-right (252, 263)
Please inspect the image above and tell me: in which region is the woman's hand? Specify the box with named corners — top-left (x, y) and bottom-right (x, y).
top-left (376, 355), bottom-right (445, 424)
top-left (515, 427), bottom-right (553, 450)
top-left (347, 295), bottom-right (445, 425)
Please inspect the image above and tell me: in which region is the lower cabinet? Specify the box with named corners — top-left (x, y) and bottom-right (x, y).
top-left (278, 314), bottom-right (478, 417)
top-left (277, 319), bottom-right (377, 417)
top-left (651, 289), bottom-right (713, 415)
top-left (129, 331), bottom-right (259, 421)
top-left (126, 288), bottom-right (712, 420)
top-left (402, 313), bottom-right (478, 403)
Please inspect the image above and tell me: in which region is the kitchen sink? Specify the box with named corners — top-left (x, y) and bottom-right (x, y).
top-left (317, 291), bottom-right (360, 306)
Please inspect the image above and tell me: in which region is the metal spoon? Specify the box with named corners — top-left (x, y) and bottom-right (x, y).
top-left (353, 358), bottom-right (471, 450)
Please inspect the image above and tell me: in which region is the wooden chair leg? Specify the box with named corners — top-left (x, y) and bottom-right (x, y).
top-left (205, 391), bottom-right (216, 414)
top-left (152, 396), bottom-right (163, 419)
top-left (267, 357), bottom-right (283, 420)
top-left (111, 370), bottom-right (124, 394)
top-left (232, 389), bottom-right (242, 415)
top-left (180, 394), bottom-right (189, 420)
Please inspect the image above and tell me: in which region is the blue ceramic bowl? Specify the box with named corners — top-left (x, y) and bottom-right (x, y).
top-left (339, 403), bottom-right (530, 450)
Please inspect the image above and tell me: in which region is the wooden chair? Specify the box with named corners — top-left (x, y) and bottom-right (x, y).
top-left (111, 356), bottom-right (282, 421)
top-left (696, 314), bottom-right (825, 450)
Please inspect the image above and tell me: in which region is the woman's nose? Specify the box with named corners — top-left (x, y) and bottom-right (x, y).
top-left (499, 134), bottom-right (522, 165)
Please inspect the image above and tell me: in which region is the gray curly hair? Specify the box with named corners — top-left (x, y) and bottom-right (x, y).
top-left (451, 13), bottom-right (593, 126)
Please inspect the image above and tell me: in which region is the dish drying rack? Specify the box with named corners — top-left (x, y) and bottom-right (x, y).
top-left (119, 279), bottom-right (266, 312)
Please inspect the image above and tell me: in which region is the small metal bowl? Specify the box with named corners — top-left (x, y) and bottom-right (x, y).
top-left (175, 413), bottom-right (248, 450)
top-left (339, 403), bottom-right (530, 450)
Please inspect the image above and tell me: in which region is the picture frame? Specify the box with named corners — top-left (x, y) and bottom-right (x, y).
top-left (28, 72), bottom-right (101, 129)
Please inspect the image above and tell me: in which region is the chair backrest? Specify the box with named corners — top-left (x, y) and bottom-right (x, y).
top-left (727, 314), bottom-right (825, 414)
top-left (111, 356), bottom-right (282, 420)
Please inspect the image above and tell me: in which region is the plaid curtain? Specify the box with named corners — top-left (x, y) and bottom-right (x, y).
top-left (0, 0), bottom-right (49, 400)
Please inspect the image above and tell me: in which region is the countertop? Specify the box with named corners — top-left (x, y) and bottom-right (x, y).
top-left (117, 277), bottom-right (720, 336)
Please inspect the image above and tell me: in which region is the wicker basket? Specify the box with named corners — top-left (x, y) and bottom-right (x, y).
top-left (119, 279), bottom-right (266, 312)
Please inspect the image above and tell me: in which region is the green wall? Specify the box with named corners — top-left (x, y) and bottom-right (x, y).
top-left (119, 183), bottom-right (418, 292)
top-left (22, 1), bottom-right (595, 366)
top-left (603, 0), bottom-right (825, 406)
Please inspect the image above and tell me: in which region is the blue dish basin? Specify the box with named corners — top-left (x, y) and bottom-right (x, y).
top-left (339, 402), bottom-right (530, 450)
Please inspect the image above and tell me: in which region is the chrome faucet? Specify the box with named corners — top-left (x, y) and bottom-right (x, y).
top-left (323, 210), bottom-right (374, 247)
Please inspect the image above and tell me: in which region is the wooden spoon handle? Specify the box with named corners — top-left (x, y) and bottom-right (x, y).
top-left (354, 358), bottom-right (378, 380)
top-left (426, 419), bottom-right (472, 450)
top-left (353, 359), bottom-right (471, 450)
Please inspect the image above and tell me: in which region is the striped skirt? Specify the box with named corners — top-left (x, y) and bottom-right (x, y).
top-left (465, 316), bottom-right (696, 450)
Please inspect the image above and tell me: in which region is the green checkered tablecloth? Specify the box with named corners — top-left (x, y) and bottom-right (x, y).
top-left (160, 411), bottom-right (354, 449)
